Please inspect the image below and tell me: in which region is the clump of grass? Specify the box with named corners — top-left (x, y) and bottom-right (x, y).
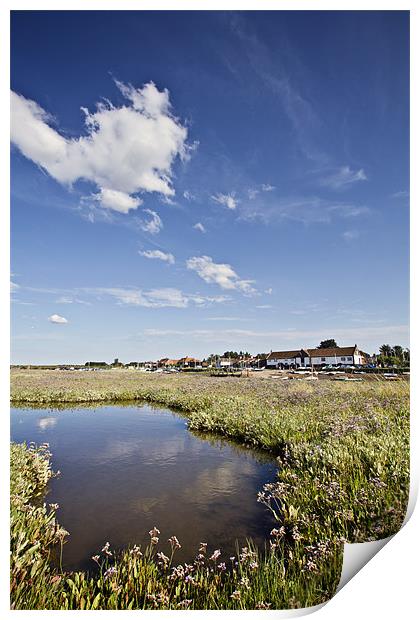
top-left (10, 443), bottom-right (68, 609)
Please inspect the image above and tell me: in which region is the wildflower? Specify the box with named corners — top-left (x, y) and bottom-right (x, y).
top-left (149, 526), bottom-right (160, 538)
top-left (104, 566), bottom-right (117, 579)
top-left (230, 590), bottom-right (241, 601)
top-left (129, 545), bottom-right (142, 557)
top-left (249, 561), bottom-right (259, 570)
top-left (177, 599), bottom-right (192, 608)
top-left (156, 552), bottom-right (170, 567)
top-left (217, 562), bottom-right (226, 571)
top-left (101, 542), bottom-right (113, 556)
top-left (303, 560), bottom-right (318, 573)
top-left (168, 535), bottom-right (181, 550)
top-left (199, 542), bottom-right (207, 554)
top-left (292, 526), bottom-right (302, 541)
top-left (210, 549), bottom-right (221, 561)
top-left (256, 601), bottom-right (272, 610)
top-left (49, 503), bottom-right (59, 510)
top-left (92, 555), bottom-right (100, 564)
top-left (240, 576), bottom-right (250, 589)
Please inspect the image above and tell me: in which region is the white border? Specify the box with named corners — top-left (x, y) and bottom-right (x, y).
top-left (2, 1), bottom-right (417, 618)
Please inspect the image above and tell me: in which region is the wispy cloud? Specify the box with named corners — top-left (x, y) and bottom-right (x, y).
top-left (342, 230), bottom-right (360, 242)
top-left (193, 222), bottom-right (206, 233)
top-left (228, 14), bottom-right (325, 163)
top-left (391, 190), bottom-right (409, 199)
top-left (247, 188), bottom-right (259, 200)
top-left (240, 196), bottom-right (370, 225)
top-left (139, 209), bottom-right (163, 234)
top-left (211, 192), bottom-right (238, 210)
top-left (186, 255), bottom-right (256, 295)
top-left (319, 166), bottom-right (367, 190)
top-left (140, 324), bottom-right (409, 350)
top-left (11, 81), bottom-right (191, 214)
top-left (56, 296), bottom-right (91, 305)
top-left (22, 284), bottom-right (230, 309)
top-left (48, 314), bottom-right (68, 324)
top-left (261, 183), bottom-right (275, 192)
top-left (140, 249), bottom-right (175, 264)
top-left (89, 287), bottom-right (229, 309)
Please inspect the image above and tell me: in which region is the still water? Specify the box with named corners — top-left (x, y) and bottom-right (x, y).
top-left (11, 403), bottom-right (277, 571)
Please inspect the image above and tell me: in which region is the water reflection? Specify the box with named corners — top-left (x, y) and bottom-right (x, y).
top-left (10, 404), bottom-right (277, 571)
top-left (38, 417), bottom-right (58, 431)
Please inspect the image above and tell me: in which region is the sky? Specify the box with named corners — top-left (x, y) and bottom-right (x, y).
top-left (10, 10), bottom-right (409, 364)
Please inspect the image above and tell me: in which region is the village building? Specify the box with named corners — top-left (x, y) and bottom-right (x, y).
top-left (163, 359), bottom-right (180, 368)
top-left (306, 345), bottom-right (368, 367)
top-left (178, 356), bottom-right (202, 368)
top-left (266, 350), bottom-right (308, 369)
top-left (266, 345), bottom-right (368, 369)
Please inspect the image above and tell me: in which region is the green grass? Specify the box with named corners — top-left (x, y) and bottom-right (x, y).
top-left (10, 369), bottom-right (409, 609)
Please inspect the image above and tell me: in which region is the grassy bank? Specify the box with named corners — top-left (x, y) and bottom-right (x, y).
top-left (10, 370), bottom-right (409, 608)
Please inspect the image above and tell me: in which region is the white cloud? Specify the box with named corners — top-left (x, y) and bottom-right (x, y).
top-left (183, 190), bottom-right (196, 201)
top-left (193, 222), bottom-right (206, 233)
top-left (342, 230), bottom-right (360, 241)
top-left (391, 190), bottom-right (409, 199)
top-left (261, 183), bottom-right (275, 191)
top-left (320, 166), bottom-right (367, 190)
top-left (247, 188), bottom-right (259, 200)
top-left (140, 249), bottom-right (175, 264)
top-left (94, 188), bottom-right (142, 214)
top-left (139, 209), bottom-right (162, 234)
top-left (186, 255), bottom-right (256, 294)
top-left (160, 195), bottom-right (177, 205)
top-left (11, 281), bottom-right (20, 293)
top-left (11, 81), bottom-right (190, 213)
top-left (93, 287), bottom-right (228, 309)
top-left (211, 192), bottom-right (238, 210)
top-left (17, 283), bottom-right (230, 310)
top-left (56, 296), bottom-right (91, 305)
top-left (241, 196), bottom-right (370, 225)
top-left (265, 287), bottom-right (273, 295)
top-left (48, 314), bottom-right (68, 324)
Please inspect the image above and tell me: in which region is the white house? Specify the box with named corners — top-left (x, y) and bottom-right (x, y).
top-left (267, 345), bottom-right (368, 369)
top-left (266, 349), bottom-right (308, 368)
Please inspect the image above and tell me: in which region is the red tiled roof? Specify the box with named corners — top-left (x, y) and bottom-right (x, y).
top-left (267, 350), bottom-right (303, 360)
top-left (307, 346), bottom-right (356, 357)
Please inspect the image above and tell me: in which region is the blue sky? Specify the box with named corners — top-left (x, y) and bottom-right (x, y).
top-left (10, 10), bottom-right (409, 364)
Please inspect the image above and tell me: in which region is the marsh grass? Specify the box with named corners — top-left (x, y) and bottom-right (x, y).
top-left (10, 370), bottom-right (409, 609)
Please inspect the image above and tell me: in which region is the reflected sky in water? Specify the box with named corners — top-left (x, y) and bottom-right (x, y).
top-left (11, 404), bottom-right (277, 571)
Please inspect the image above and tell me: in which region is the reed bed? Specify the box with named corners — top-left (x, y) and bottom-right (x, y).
top-left (10, 369), bottom-right (409, 609)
